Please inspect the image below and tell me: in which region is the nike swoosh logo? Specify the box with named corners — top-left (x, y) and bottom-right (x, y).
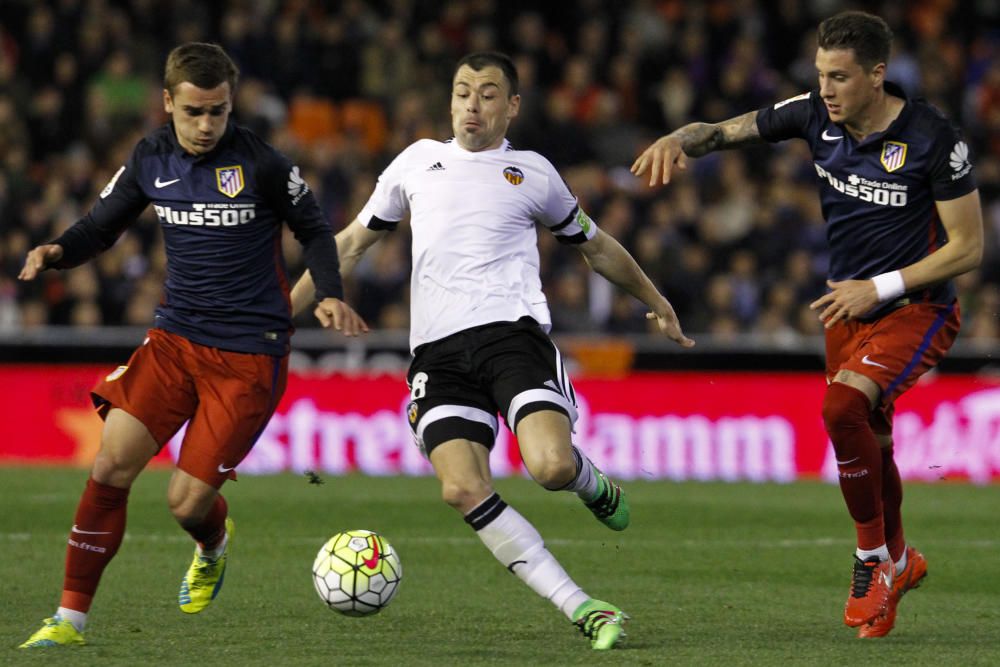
top-left (507, 560), bottom-right (527, 574)
top-left (861, 355), bottom-right (889, 370)
top-left (72, 525), bottom-right (112, 535)
top-left (217, 463), bottom-right (236, 473)
top-left (154, 177), bottom-right (181, 188)
top-left (363, 536), bottom-right (381, 570)
top-left (835, 456), bottom-right (860, 465)
top-left (879, 569), bottom-right (892, 586)
top-left (822, 130), bottom-right (843, 141)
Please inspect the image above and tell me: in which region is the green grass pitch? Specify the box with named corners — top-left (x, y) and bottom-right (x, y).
top-left (2, 468), bottom-right (998, 665)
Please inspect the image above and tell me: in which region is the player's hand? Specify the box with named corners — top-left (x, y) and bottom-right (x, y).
top-left (809, 279), bottom-right (879, 329)
top-left (18, 244), bottom-right (64, 281)
top-left (646, 305), bottom-right (695, 348)
top-left (313, 298), bottom-right (369, 337)
top-left (631, 135), bottom-right (688, 187)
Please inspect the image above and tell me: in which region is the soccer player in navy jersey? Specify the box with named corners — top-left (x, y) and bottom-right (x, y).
top-left (632, 11), bottom-right (983, 638)
top-left (17, 43), bottom-right (366, 648)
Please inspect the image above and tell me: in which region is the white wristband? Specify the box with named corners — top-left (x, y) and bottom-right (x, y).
top-left (871, 270), bottom-right (905, 302)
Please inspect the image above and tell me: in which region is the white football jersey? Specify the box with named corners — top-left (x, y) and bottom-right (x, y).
top-left (357, 138), bottom-right (598, 351)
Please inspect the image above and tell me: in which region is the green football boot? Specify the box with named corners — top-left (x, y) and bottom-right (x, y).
top-left (179, 517), bottom-right (234, 613)
top-left (585, 470), bottom-right (630, 531)
top-left (19, 616), bottom-right (85, 648)
top-left (572, 599), bottom-right (629, 650)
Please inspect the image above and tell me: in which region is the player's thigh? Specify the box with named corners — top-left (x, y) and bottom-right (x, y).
top-left (179, 349), bottom-right (288, 489)
top-left (827, 303), bottom-right (959, 393)
top-left (91, 408), bottom-right (161, 487)
top-left (91, 329), bottom-right (198, 447)
top-left (515, 409), bottom-right (574, 478)
top-left (406, 342), bottom-right (498, 459)
top-left (826, 302), bottom-right (959, 432)
top-left (480, 319), bottom-right (579, 434)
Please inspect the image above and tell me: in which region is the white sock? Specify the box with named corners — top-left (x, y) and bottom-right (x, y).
top-left (466, 494), bottom-right (590, 620)
top-left (56, 607), bottom-right (87, 632)
top-left (560, 446), bottom-right (600, 501)
top-left (856, 545), bottom-right (891, 562)
top-left (198, 531), bottom-right (228, 560)
top-left (894, 548), bottom-right (908, 575)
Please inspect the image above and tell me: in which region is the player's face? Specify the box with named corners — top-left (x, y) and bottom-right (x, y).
top-left (450, 65), bottom-right (520, 152)
top-left (815, 47), bottom-right (883, 127)
top-left (164, 82), bottom-right (232, 155)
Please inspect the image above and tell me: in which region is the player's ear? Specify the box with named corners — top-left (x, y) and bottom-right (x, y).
top-left (507, 94), bottom-right (520, 120)
top-left (870, 62), bottom-right (886, 89)
top-left (163, 89), bottom-right (174, 113)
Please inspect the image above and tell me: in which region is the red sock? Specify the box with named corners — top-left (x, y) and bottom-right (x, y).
top-left (880, 446), bottom-right (905, 561)
top-left (61, 478), bottom-right (130, 613)
top-left (185, 494), bottom-right (228, 551)
top-left (822, 383), bottom-right (884, 550)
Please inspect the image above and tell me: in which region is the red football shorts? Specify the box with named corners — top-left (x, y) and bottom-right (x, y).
top-left (92, 328), bottom-right (288, 488)
top-left (825, 301), bottom-right (960, 435)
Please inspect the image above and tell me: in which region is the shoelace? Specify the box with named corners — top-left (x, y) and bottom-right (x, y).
top-left (190, 555), bottom-right (221, 585)
top-left (850, 557), bottom-right (880, 598)
top-left (576, 610), bottom-right (621, 639)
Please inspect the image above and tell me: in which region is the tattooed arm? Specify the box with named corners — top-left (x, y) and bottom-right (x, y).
top-left (631, 111), bottom-right (762, 186)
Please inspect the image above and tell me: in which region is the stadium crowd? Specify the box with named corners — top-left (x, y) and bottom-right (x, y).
top-left (1, 0), bottom-right (998, 343)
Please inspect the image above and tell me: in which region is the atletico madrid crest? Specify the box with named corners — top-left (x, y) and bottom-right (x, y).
top-left (216, 165), bottom-right (245, 198)
top-left (880, 141), bottom-right (907, 173)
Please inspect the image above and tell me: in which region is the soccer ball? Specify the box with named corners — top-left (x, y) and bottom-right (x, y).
top-left (312, 529), bottom-right (402, 616)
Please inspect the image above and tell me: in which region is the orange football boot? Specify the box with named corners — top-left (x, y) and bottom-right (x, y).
top-left (844, 556), bottom-right (893, 627)
top-left (858, 546), bottom-right (927, 638)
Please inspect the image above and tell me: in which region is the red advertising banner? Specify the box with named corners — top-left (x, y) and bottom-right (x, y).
top-left (1, 365), bottom-right (998, 483)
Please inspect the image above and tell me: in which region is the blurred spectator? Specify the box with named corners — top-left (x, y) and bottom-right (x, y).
top-left (0, 0), bottom-right (995, 347)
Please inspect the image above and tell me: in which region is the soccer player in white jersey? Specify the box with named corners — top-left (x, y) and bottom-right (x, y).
top-left (293, 52), bottom-right (693, 650)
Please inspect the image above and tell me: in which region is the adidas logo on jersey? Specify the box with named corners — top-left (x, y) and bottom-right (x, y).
top-left (427, 162), bottom-right (445, 171)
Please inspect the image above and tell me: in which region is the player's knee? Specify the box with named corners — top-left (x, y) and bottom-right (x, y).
top-left (822, 382), bottom-right (871, 440)
top-left (168, 488), bottom-right (215, 527)
top-left (90, 448), bottom-right (143, 487)
top-left (529, 454), bottom-right (576, 490)
top-left (439, 479), bottom-right (492, 514)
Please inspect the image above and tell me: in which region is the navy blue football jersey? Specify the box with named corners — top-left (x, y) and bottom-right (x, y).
top-left (756, 82), bottom-right (976, 318)
top-left (52, 122), bottom-right (343, 355)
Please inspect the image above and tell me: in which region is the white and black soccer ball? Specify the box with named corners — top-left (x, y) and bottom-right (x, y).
top-left (312, 529), bottom-right (402, 616)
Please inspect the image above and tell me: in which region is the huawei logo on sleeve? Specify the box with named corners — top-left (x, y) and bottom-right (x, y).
top-left (288, 166), bottom-right (310, 204)
top-left (949, 142), bottom-right (972, 180)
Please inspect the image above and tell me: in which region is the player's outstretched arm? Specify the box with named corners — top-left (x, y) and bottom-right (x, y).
top-left (312, 298), bottom-right (368, 337)
top-left (809, 190), bottom-right (983, 328)
top-left (631, 111), bottom-right (762, 187)
top-left (18, 244), bottom-right (64, 281)
top-left (290, 269), bottom-right (317, 318)
top-left (577, 229), bottom-right (694, 348)
top-left (291, 218), bottom-right (387, 320)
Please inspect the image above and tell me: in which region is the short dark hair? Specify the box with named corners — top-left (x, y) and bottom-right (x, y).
top-left (454, 52), bottom-right (519, 96)
top-left (164, 42), bottom-right (239, 95)
top-left (817, 11), bottom-right (893, 71)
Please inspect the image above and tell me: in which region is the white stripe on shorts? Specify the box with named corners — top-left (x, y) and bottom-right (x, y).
top-left (415, 404), bottom-right (499, 445)
top-left (507, 388), bottom-right (579, 432)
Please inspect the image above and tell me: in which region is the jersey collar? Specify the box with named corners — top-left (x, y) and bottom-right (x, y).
top-left (447, 137), bottom-right (511, 155)
top-left (880, 80), bottom-right (912, 137)
top-left (850, 81), bottom-right (911, 148)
